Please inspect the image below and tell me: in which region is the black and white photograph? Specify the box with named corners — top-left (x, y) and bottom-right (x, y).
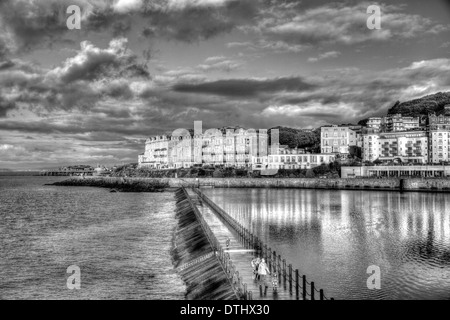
top-left (0, 0), bottom-right (449, 305)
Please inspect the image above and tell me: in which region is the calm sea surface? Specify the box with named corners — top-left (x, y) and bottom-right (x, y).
top-left (0, 176), bottom-right (186, 300)
top-left (203, 188), bottom-right (450, 300)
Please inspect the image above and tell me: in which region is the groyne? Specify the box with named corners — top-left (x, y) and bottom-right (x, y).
top-left (171, 188), bottom-right (238, 300)
top-left (49, 177), bottom-right (169, 192)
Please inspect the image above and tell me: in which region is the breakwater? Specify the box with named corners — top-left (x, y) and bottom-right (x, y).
top-left (49, 177), bottom-right (169, 192)
top-left (171, 188), bottom-right (238, 300)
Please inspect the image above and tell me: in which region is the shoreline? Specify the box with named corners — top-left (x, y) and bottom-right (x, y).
top-left (49, 176), bottom-right (450, 193)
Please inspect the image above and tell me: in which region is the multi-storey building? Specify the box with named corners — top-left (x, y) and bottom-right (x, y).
top-left (429, 131), bottom-right (450, 163)
top-left (366, 114), bottom-right (420, 133)
top-left (140, 135), bottom-right (170, 169)
top-left (428, 106), bottom-right (450, 163)
top-left (384, 114), bottom-right (420, 132)
top-left (169, 131), bottom-right (194, 168)
top-left (138, 128), bottom-right (268, 169)
top-left (362, 131), bottom-right (428, 164)
top-left (367, 117), bottom-right (382, 131)
top-left (265, 153), bottom-right (336, 170)
top-left (321, 125), bottom-right (358, 154)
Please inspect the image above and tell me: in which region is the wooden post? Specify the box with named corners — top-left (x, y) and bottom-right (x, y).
top-left (244, 283), bottom-right (247, 299)
top-left (273, 251), bottom-right (277, 273)
top-left (288, 264), bottom-right (292, 294)
top-left (320, 289), bottom-right (324, 300)
top-left (259, 240), bottom-right (267, 260)
top-left (282, 259), bottom-right (286, 288)
top-left (295, 269), bottom-right (299, 299)
top-left (268, 247), bottom-right (272, 272)
top-left (264, 244), bottom-right (268, 261)
top-left (311, 282), bottom-right (315, 300)
top-left (248, 291), bottom-right (252, 300)
top-left (278, 255), bottom-right (282, 282)
top-left (302, 275), bottom-right (306, 300)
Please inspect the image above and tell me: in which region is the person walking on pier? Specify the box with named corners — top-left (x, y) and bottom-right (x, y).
top-left (258, 258), bottom-right (270, 296)
top-left (251, 257), bottom-right (261, 281)
top-left (271, 272), bottom-right (278, 293)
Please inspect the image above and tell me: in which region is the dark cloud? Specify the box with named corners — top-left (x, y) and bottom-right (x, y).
top-left (140, 0), bottom-right (261, 42)
top-left (0, 0), bottom-right (264, 57)
top-left (0, 61), bottom-right (15, 71)
top-left (0, 97), bottom-right (16, 117)
top-left (0, 0), bottom-right (76, 54)
top-left (172, 77), bottom-right (316, 97)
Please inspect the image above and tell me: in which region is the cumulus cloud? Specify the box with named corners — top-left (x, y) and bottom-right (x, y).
top-left (49, 38), bottom-right (149, 83)
top-left (0, 38), bottom-right (148, 114)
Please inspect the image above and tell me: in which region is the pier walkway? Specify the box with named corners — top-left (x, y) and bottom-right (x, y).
top-left (184, 188), bottom-right (333, 300)
top-left (185, 188), bottom-right (295, 300)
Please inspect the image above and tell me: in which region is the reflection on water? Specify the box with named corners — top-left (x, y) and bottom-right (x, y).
top-left (204, 188), bottom-right (450, 300)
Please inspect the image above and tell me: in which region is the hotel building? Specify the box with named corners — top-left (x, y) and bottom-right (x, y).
top-left (321, 125), bottom-right (359, 154)
top-left (138, 128), bottom-right (269, 169)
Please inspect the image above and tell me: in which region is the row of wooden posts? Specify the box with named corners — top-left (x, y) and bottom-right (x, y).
top-left (181, 188), bottom-right (253, 300)
top-left (193, 188), bottom-right (333, 301)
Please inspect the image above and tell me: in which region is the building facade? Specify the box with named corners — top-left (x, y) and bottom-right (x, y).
top-left (138, 128), bottom-right (268, 169)
top-left (321, 125), bottom-right (358, 154)
top-left (366, 114), bottom-right (420, 133)
top-left (139, 135), bottom-right (170, 169)
top-left (362, 131), bottom-right (428, 164)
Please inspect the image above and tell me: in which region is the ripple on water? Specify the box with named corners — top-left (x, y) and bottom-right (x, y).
top-left (0, 176), bottom-right (186, 300)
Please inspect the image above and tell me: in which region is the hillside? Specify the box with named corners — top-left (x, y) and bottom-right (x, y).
top-left (268, 126), bottom-right (321, 152)
top-left (387, 92), bottom-right (450, 117)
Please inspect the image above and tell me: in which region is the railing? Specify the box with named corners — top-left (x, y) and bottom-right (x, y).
top-left (193, 188), bottom-right (334, 300)
top-left (180, 187), bottom-right (252, 300)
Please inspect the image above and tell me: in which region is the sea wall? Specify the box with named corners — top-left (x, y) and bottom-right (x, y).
top-left (58, 176), bottom-right (450, 192)
top-left (171, 188), bottom-right (237, 300)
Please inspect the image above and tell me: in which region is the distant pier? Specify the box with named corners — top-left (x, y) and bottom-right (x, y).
top-left (39, 170), bottom-right (94, 176)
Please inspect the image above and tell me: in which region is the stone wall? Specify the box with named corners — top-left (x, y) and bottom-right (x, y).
top-left (76, 176), bottom-right (450, 192)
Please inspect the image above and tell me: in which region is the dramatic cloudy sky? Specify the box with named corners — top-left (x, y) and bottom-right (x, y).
top-left (0, 0), bottom-right (450, 169)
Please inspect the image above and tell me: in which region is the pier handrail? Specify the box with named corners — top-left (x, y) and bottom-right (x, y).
top-left (193, 188), bottom-right (334, 300)
top-left (180, 187), bottom-right (252, 300)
